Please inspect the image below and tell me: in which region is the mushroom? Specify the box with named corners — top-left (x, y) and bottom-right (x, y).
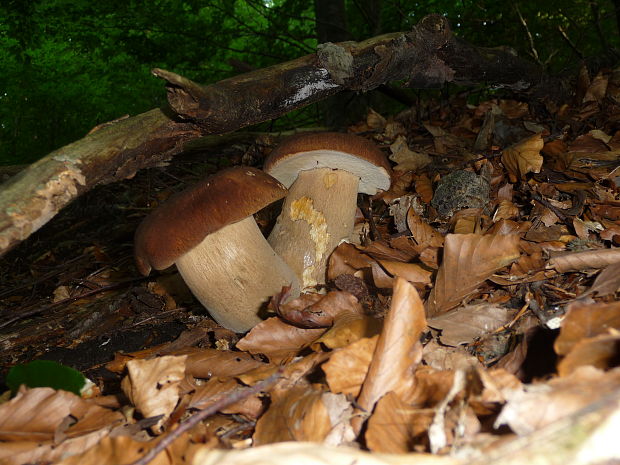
top-left (134, 166), bottom-right (300, 333)
top-left (264, 132), bottom-right (392, 290)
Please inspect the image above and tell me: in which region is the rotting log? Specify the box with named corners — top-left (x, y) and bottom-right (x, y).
top-left (0, 14), bottom-right (555, 258)
top-left (153, 14), bottom-right (549, 132)
top-left (0, 109), bottom-right (200, 257)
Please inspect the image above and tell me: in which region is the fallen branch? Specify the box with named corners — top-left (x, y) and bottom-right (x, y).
top-left (0, 14), bottom-right (555, 258)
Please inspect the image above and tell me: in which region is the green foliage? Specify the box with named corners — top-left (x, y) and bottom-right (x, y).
top-left (6, 360), bottom-right (88, 396)
top-left (1, 0), bottom-right (618, 165)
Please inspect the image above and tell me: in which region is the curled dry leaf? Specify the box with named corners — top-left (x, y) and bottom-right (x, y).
top-left (311, 310), bottom-right (380, 350)
top-left (121, 355), bottom-right (187, 433)
top-left (582, 262), bottom-right (620, 297)
top-left (323, 335), bottom-right (378, 397)
top-left (425, 234), bottom-right (521, 317)
top-left (236, 317), bottom-right (325, 363)
top-left (554, 301), bottom-right (620, 357)
top-left (414, 174), bottom-right (434, 204)
top-left (327, 242), bottom-right (375, 281)
top-left (495, 366), bottom-right (620, 436)
top-left (184, 348), bottom-right (268, 379)
top-left (427, 303), bottom-right (512, 347)
top-left (501, 133), bottom-right (544, 180)
top-left (407, 208), bottom-right (444, 248)
top-left (0, 388), bottom-right (124, 465)
top-left (57, 435), bottom-right (179, 465)
top-left (186, 377), bottom-right (264, 418)
top-left (192, 441), bottom-right (456, 465)
top-left (547, 247), bottom-right (620, 273)
top-left (365, 391), bottom-right (433, 453)
top-left (493, 199), bottom-right (519, 222)
top-left (275, 292), bottom-right (330, 328)
top-left (253, 386), bottom-right (353, 446)
top-left (353, 278), bottom-right (427, 434)
top-left (389, 135), bottom-right (431, 172)
top-left (557, 332), bottom-right (620, 377)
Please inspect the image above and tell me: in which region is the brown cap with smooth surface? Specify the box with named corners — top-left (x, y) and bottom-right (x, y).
top-left (264, 132), bottom-right (392, 193)
top-left (134, 166), bottom-right (287, 276)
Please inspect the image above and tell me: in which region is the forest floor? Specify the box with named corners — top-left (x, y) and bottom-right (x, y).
top-left (1, 68), bottom-right (620, 464)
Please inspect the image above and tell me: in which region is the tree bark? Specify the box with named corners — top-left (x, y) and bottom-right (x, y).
top-left (0, 14), bottom-right (556, 258)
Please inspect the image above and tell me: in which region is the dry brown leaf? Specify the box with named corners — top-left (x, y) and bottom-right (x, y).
top-left (557, 333), bottom-right (620, 377)
top-left (425, 234), bottom-right (521, 317)
top-left (0, 388), bottom-right (123, 442)
top-left (583, 262), bottom-right (620, 297)
top-left (312, 310), bottom-right (380, 350)
top-left (0, 388), bottom-right (124, 465)
top-left (453, 215), bottom-right (478, 234)
top-left (427, 303), bottom-right (512, 346)
top-left (366, 108), bottom-right (387, 130)
top-left (422, 340), bottom-right (481, 371)
top-left (583, 71), bottom-right (609, 103)
top-left (365, 391), bottom-right (433, 453)
top-left (389, 135), bottom-right (431, 172)
top-left (407, 209), bottom-right (444, 248)
top-left (353, 278), bottom-right (426, 434)
top-left (253, 385), bottom-right (353, 445)
top-left (121, 355), bottom-right (186, 433)
top-left (554, 301), bottom-right (620, 357)
top-left (192, 441), bottom-right (453, 465)
top-left (57, 435), bottom-right (176, 465)
top-left (186, 377), bottom-right (264, 418)
top-left (414, 174), bottom-right (434, 204)
top-left (377, 260), bottom-right (433, 287)
top-left (495, 366), bottom-right (620, 435)
top-left (327, 242), bottom-right (375, 281)
top-left (547, 247), bottom-right (620, 272)
top-left (236, 317), bottom-right (325, 363)
top-left (323, 336), bottom-right (378, 397)
top-left (493, 199), bottom-right (519, 222)
top-left (501, 133), bottom-right (544, 180)
top-left (361, 240), bottom-right (415, 262)
top-left (184, 348), bottom-right (268, 379)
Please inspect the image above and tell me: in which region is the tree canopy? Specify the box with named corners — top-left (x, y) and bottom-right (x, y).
top-left (2, 0), bottom-right (619, 165)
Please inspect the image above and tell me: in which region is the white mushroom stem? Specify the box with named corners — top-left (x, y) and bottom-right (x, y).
top-left (175, 216), bottom-right (300, 332)
top-left (268, 167), bottom-right (360, 290)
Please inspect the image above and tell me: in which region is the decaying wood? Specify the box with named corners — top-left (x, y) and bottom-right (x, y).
top-left (0, 14), bottom-right (554, 258)
top-left (0, 109), bottom-right (201, 257)
top-left (154, 14), bottom-right (549, 132)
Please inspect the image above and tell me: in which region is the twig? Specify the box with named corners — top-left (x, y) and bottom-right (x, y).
top-left (557, 24), bottom-right (584, 59)
top-left (129, 371), bottom-right (282, 465)
top-left (0, 276), bottom-right (148, 329)
top-left (513, 2), bottom-right (541, 65)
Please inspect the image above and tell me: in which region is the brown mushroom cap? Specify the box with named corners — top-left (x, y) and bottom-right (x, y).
top-left (134, 166), bottom-right (287, 276)
top-left (264, 132), bottom-right (392, 194)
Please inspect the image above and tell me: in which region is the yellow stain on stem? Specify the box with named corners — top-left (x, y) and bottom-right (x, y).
top-left (290, 196), bottom-right (329, 289)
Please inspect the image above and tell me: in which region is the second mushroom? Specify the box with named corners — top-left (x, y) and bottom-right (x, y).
top-left (264, 132), bottom-right (392, 290)
top-left (134, 167), bottom-right (300, 333)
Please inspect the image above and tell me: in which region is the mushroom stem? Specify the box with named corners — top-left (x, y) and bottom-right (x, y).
top-left (176, 216), bottom-right (300, 332)
top-left (268, 167), bottom-right (360, 290)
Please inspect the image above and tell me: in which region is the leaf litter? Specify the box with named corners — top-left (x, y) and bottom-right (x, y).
top-left (2, 69), bottom-right (620, 463)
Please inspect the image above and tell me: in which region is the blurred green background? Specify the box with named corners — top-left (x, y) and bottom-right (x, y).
top-left (2, 0), bottom-right (619, 165)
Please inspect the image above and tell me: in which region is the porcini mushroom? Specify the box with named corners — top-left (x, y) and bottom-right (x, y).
top-left (264, 132), bottom-right (392, 290)
top-left (134, 166), bottom-right (300, 332)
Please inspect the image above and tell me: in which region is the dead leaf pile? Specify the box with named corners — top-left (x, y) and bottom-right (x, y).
top-left (2, 66), bottom-right (620, 464)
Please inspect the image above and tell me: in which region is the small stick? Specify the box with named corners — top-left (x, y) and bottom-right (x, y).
top-left (129, 371), bottom-right (281, 465)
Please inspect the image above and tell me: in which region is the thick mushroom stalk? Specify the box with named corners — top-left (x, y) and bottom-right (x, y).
top-left (134, 167), bottom-right (300, 333)
top-left (177, 216), bottom-right (300, 332)
top-left (264, 133), bottom-right (392, 290)
top-left (268, 168), bottom-right (359, 289)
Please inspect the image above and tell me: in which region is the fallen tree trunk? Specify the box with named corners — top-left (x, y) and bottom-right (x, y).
top-left (153, 14), bottom-right (549, 131)
top-left (0, 14), bottom-right (554, 258)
